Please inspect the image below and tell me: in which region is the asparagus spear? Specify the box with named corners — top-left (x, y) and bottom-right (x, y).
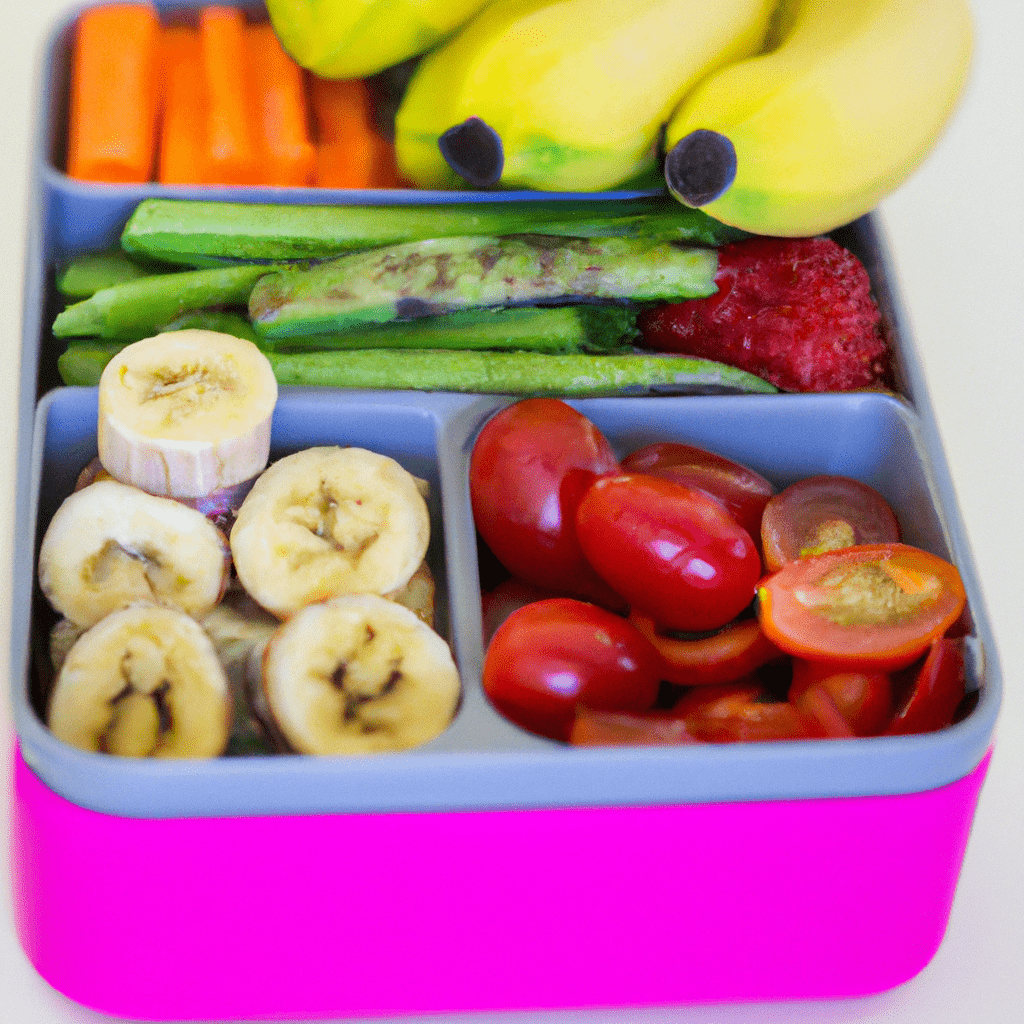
top-left (260, 305), bottom-right (638, 354)
top-left (250, 235), bottom-right (717, 337)
top-left (56, 250), bottom-right (165, 298)
top-left (268, 349), bottom-right (776, 395)
top-left (58, 342), bottom-right (127, 385)
top-left (58, 343), bottom-right (776, 395)
top-left (52, 264), bottom-right (276, 339)
top-left (121, 196), bottom-right (747, 267)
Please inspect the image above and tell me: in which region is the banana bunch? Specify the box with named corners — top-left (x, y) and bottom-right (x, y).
top-left (395, 0), bottom-right (778, 191)
top-left (663, 0), bottom-right (974, 235)
top-left (265, 0), bottom-right (491, 79)
top-left (38, 332), bottom-right (460, 758)
top-left (392, 0), bottom-right (972, 236)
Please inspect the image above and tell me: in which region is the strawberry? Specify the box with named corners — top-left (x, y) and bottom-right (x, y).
top-left (637, 236), bottom-right (890, 392)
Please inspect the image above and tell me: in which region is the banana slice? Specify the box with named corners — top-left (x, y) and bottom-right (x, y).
top-left (200, 586), bottom-right (282, 754)
top-left (47, 602), bottom-right (232, 758)
top-left (261, 594), bottom-right (461, 755)
top-left (384, 560), bottom-right (436, 626)
top-left (230, 446), bottom-right (431, 619)
top-left (49, 617), bottom-right (86, 677)
top-left (97, 329), bottom-right (278, 499)
top-left (38, 478), bottom-right (230, 628)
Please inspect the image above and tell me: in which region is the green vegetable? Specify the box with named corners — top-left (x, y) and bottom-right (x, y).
top-left (162, 310), bottom-right (261, 343)
top-left (52, 264), bottom-right (276, 339)
top-left (57, 343), bottom-right (776, 395)
top-left (56, 250), bottom-right (165, 298)
top-left (57, 342), bottom-right (128, 385)
top-left (259, 305), bottom-right (638, 354)
top-left (267, 349), bottom-right (776, 395)
top-left (120, 196), bottom-right (747, 267)
top-left (250, 235), bottom-right (717, 337)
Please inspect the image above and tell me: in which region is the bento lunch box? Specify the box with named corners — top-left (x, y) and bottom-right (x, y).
top-left (8, 2), bottom-right (1003, 1020)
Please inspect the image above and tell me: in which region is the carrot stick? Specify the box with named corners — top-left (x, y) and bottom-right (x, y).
top-left (199, 7), bottom-right (261, 185)
top-left (157, 26), bottom-right (210, 185)
top-left (247, 23), bottom-right (316, 187)
top-left (308, 76), bottom-right (404, 189)
top-left (66, 4), bottom-right (161, 182)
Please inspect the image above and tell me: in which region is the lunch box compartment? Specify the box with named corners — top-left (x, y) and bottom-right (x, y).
top-left (9, 389), bottom-right (1000, 1018)
top-left (8, 2), bottom-right (1002, 1017)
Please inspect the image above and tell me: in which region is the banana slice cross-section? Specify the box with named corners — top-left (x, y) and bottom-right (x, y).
top-left (97, 329), bottom-right (278, 499)
top-left (47, 602), bottom-right (232, 758)
top-left (261, 594), bottom-right (461, 754)
top-left (38, 478), bottom-right (230, 628)
top-left (230, 446), bottom-right (431, 619)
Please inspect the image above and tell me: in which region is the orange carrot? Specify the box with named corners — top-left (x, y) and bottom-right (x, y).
top-left (66, 4), bottom-right (161, 183)
top-left (308, 76), bottom-right (404, 189)
top-left (247, 23), bottom-right (317, 187)
top-left (156, 26), bottom-right (210, 184)
top-left (199, 7), bottom-right (261, 185)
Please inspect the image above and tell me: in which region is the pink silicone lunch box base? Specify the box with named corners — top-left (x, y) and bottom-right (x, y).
top-left (10, 744), bottom-right (990, 1020)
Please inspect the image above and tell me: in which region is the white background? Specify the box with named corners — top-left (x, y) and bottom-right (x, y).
top-left (1, 2), bottom-right (1022, 1022)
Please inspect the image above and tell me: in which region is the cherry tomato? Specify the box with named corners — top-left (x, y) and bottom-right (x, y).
top-left (885, 637), bottom-right (966, 735)
top-left (569, 708), bottom-right (700, 747)
top-left (761, 475), bottom-right (901, 572)
top-left (482, 598), bottom-right (662, 742)
top-left (621, 441), bottom-right (775, 543)
top-left (789, 659), bottom-right (893, 737)
top-left (575, 473), bottom-right (762, 633)
top-left (481, 577), bottom-right (561, 646)
top-left (757, 543), bottom-right (966, 670)
top-left (628, 609), bottom-right (784, 687)
top-left (672, 682), bottom-right (822, 743)
top-left (469, 399), bottom-right (623, 607)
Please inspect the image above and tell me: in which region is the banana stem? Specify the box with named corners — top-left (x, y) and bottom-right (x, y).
top-left (438, 116), bottom-right (505, 187)
top-left (665, 129), bottom-right (737, 208)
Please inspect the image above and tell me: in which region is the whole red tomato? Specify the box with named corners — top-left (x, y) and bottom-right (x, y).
top-left (469, 399), bottom-right (622, 606)
top-left (482, 598), bottom-right (662, 741)
top-left (575, 473), bottom-right (762, 632)
top-left (621, 441), bottom-right (775, 543)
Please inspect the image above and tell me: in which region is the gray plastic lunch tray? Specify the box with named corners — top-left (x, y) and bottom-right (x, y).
top-left (14, 384), bottom-right (1001, 821)
top-left (12, 0), bottom-right (1001, 820)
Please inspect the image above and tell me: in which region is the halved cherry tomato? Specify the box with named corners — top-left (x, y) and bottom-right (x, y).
top-left (629, 609), bottom-right (783, 686)
top-left (482, 598), bottom-right (662, 742)
top-left (620, 442), bottom-right (775, 543)
top-left (885, 636), bottom-right (966, 735)
top-left (761, 475), bottom-right (901, 572)
top-left (569, 708), bottom-right (700, 747)
top-left (672, 681), bottom-right (822, 743)
top-left (469, 398), bottom-right (623, 608)
top-left (757, 543), bottom-right (966, 669)
top-left (789, 659), bottom-right (893, 737)
top-left (576, 473), bottom-right (762, 633)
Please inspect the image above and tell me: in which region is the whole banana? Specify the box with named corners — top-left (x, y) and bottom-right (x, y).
top-left (395, 0), bottom-right (778, 191)
top-left (663, 0), bottom-right (973, 236)
top-left (265, 0), bottom-right (491, 79)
